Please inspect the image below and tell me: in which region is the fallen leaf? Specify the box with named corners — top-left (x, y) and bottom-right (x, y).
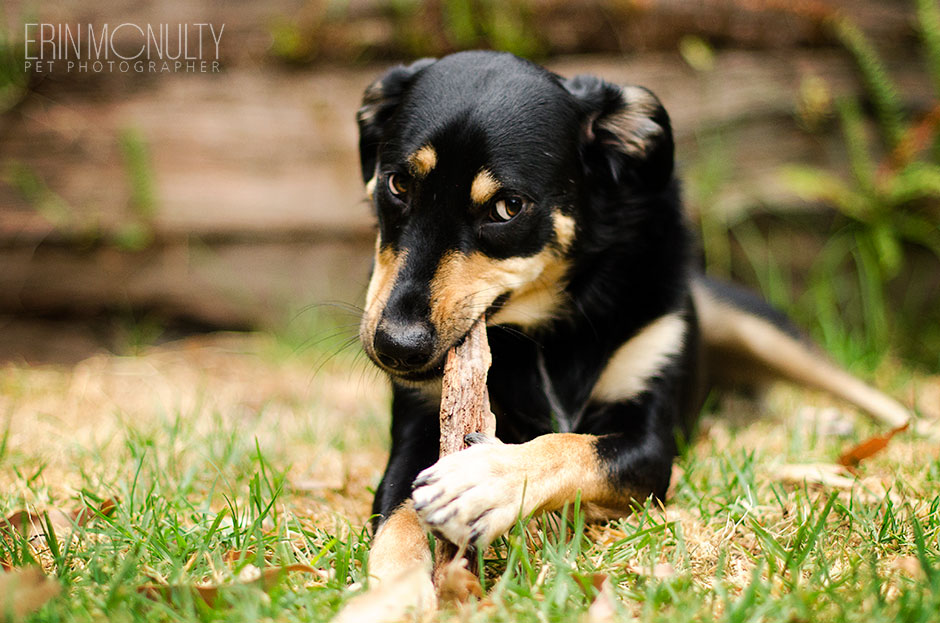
top-left (222, 547), bottom-right (257, 564)
top-left (838, 423), bottom-right (908, 467)
top-left (435, 557), bottom-right (482, 606)
top-left (573, 572), bottom-right (607, 596)
top-left (73, 498), bottom-right (118, 526)
top-left (582, 576), bottom-right (620, 623)
top-left (3, 498), bottom-right (118, 540)
top-left (0, 567), bottom-right (60, 619)
top-left (3, 510), bottom-right (72, 541)
top-left (138, 563), bottom-right (326, 606)
top-left (331, 564), bottom-right (436, 623)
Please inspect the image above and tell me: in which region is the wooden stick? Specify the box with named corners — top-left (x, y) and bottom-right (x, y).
top-left (433, 319), bottom-right (496, 596)
top-left (438, 319), bottom-right (496, 457)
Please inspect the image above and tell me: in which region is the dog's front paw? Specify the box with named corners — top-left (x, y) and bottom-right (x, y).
top-left (412, 437), bottom-right (531, 547)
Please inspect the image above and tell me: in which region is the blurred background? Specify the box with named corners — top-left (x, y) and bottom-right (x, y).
top-left (0, 0), bottom-right (938, 373)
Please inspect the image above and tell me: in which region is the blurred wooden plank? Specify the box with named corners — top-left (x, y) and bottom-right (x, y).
top-left (0, 50), bottom-right (931, 329)
top-left (0, 238), bottom-right (374, 329)
top-left (8, 0), bottom-right (915, 63)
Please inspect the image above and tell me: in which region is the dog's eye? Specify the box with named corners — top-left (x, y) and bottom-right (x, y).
top-left (490, 196), bottom-right (526, 223)
top-left (387, 173), bottom-right (410, 198)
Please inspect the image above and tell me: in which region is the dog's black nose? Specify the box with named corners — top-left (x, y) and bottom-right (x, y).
top-left (373, 320), bottom-right (435, 371)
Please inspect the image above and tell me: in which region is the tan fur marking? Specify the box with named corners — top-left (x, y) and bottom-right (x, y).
top-left (336, 501), bottom-right (435, 622)
top-left (367, 502), bottom-right (431, 582)
top-left (693, 282), bottom-right (910, 428)
top-left (365, 176), bottom-right (377, 200)
top-left (553, 213), bottom-right (577, 250)
top-left (413, 434), bottom-right (642, 546)
top-left (430, 249), bottom-right (551, 346)
top-left (597, 85), bottom-right (663, 157)
top-left (488, 258), bottom-right (569, 328)
top-left (591, 312), bottom-right (688, 403)
top-left (361, 240), bottom-right (407, 357)
top-left (408, 145), bottom-right (438, 177)
top-left (470, 169), bottom-right (501, 204)
top-left (515, 434), bottom-right (635, 514)
top-left (429, 213), bottom-right (575, 336)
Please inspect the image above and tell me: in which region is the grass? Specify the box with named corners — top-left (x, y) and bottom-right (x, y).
top-left (1, 332), bottom-right (939, 622)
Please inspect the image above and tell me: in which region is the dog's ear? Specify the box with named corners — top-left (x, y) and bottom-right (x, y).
top-left (562, 75), bottom-right (674, 191)
top-left (356, 58), bottom-right (436, 183)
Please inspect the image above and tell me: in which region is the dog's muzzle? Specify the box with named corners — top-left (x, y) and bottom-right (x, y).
top-left (372, 318), bottom-right (436, 372)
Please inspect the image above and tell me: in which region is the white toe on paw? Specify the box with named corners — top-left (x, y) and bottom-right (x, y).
top-left (411, 443), bottom-right (529, 547)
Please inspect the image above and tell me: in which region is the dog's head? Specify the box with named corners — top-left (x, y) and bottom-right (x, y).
top-left (356, 51), bottom-right (674, 382)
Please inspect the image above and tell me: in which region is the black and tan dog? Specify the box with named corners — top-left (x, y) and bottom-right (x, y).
top-left (354, 51), bottom-right (909, 586)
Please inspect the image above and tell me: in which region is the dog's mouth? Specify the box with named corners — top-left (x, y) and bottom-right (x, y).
top-left (367, 292), bottom-right (510, 383)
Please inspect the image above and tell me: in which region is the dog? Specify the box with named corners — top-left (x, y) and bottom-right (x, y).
top-left (353, 50), bottom-right (910, 587)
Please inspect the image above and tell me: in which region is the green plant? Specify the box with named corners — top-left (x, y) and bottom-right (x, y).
top-left (116, 127), bottom-right (158, 251)
top-left (0, 6), bottom-right (29, 114)
top-left (777, 0), bottom-right (940, 369)
top-left (3, 160), bottom-right (74, 230)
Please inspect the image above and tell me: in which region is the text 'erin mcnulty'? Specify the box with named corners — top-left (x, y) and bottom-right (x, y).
top-left (23, 23), bottom-right (225, 73)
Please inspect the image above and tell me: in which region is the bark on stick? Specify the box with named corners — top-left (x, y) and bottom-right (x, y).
top-left (433, 319), bottom-right (495, 595)
top-left (438, 319), bottom-right (496, 456)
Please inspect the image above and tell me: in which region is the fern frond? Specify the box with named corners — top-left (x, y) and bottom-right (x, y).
top-left (832, 16), bottom-right (906, 149)
top-left (917, 0), bottom-right (940, 99)
top-left (836, 97), bottom-right (878, 200)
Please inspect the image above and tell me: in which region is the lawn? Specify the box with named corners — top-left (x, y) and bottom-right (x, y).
top-left (1, 332), bottom-right (939, 622)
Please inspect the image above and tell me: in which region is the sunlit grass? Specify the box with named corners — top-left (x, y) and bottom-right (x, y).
top-left (1, 333), bottom-right (937, 621)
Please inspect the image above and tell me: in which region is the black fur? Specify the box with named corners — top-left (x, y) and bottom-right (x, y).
top-left (359, 51), bottom-right (705, 528)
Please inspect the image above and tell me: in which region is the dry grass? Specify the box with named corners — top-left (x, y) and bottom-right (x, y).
top-left (1, 334), bottom-right (389, 532)
top-left (1, 333), bottom-right (938, 621)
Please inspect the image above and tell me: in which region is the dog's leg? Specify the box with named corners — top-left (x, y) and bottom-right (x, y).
top-left (368, 501), bottom-right (430, 581)
top-left (370, 384), bottom-right (440, 573)
top-left (412, 430), bottom-right (671, 547)
top-left (334, 501), bottom-right (436, 623)
top-left (330, 387), bottom-right (440, 623)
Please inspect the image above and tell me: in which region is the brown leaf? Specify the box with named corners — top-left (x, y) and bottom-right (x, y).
top-left (331, 563), bottom-right (436, 623)
top-left (838, 423), bottom-right (908, 468)
top-left (256, 563), bottom-right (328, 589)
top-left (221, 547), bottom-right (257, 565)
top-left (0, 567), bottom-right (60, 619)
top-left (138, 563), bottom-right (326, 606)
top-left (3, 510), bottom-right (72, 540)
top-left (573, 572), bottom-right (608, 597)
top-left (137, 582), bottom-right (220, 606)
top-left (582, 576), bottom-right (620, 623)
top-left (72, 498), bottom-right (118, 526)
top-left (435, 557), bottom-right (482, 606)
top-left (3, 498), bottom-right (118, 540)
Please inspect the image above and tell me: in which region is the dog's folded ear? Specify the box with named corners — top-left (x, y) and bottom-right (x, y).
top-left (357, 58), bottom-right (436, 183)
top-left (562, 75), bottom-right (674, 191)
